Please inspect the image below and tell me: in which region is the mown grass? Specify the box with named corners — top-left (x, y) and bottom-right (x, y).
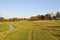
top-left (0, 20), bottom-right (60, 40)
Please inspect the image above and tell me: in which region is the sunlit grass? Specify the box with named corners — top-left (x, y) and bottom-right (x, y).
top-left (0, 20), bottom-right (60, 40)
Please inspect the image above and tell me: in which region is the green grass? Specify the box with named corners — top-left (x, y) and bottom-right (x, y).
top-left (0, 20), bottom-right (60, 40)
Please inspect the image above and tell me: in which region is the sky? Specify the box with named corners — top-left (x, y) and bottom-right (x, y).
top-left (0, 0), bottom-right (60, 18)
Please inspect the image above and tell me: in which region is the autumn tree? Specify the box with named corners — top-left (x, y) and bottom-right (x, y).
top-left (45, 13), bottom-right (52, 20)
top-left (36, 14), bottom-right (41, 20)
top-left (29, 16), bottom-right (37, 21)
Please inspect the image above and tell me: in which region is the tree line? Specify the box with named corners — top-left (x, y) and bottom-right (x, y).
top-left (0, 12), bottom-right (60, 22)
top-left (28, 12), bottom-right (60, 21)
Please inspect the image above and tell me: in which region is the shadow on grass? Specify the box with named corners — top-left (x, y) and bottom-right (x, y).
top-left (42, 26), bottom-right (60, 40)
top-left (47, 26), bottom-right (60, 28)
top-left (42, 26), bottom-right (60, 31)
top-left (51, 33), bottom-right (60, 40)
top-left (54, 34), bottom-right (60, 37)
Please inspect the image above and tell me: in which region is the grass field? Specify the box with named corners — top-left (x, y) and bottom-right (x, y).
top-left (0, 20), bottom-right (60, 40)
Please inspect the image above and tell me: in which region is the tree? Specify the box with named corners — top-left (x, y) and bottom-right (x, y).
top-left (36, 14), bottom-right (41, 20)
top-left (0, 17), bottom-right (5, 22)
top-left (12, 18), bottom-right (18, 22)
top-left (40, 15), bottom-right (45, 20)
top-left (56, 12), bottom-right (60, 20)
top-left (29, 16), bottom-right (37, 21)
top-left (8, 18), bottom-right (12, 22)
top-left (45, 13), bottom-right (52, 20)
top-left (56, 12), bottom-right (60, 17)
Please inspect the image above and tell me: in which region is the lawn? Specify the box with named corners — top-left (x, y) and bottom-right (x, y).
top-left (0, 20), bottom-right (60, 40)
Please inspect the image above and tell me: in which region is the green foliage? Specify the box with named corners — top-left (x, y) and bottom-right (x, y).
top-left (56, 12), bottom-right (60, 18)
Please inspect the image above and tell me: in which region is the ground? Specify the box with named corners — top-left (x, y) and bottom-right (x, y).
top-left (0, 20), bottom-right (60, 40)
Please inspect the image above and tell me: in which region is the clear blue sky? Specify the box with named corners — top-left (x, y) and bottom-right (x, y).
top-left (0, 0), bottom-right (60, 18)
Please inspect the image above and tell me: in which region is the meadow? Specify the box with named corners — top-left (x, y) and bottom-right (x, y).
top-left (0, 20), bottom-right (60, 40)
